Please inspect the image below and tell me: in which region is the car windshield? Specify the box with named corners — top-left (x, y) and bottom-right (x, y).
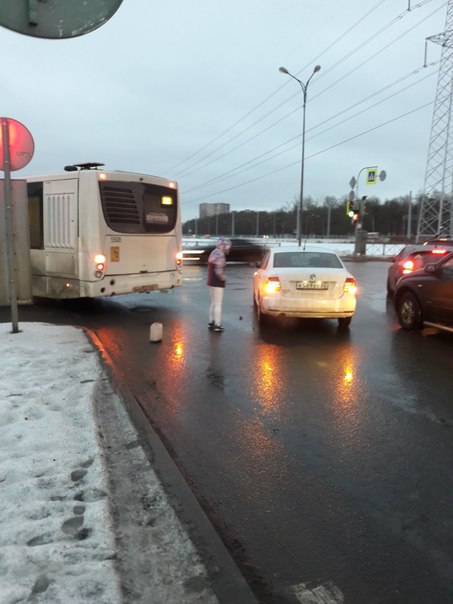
top-left (273, 252), bottom-right (342, 269)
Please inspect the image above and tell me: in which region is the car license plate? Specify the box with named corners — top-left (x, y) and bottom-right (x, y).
top-left (296, 281), bottom-right (328, 290)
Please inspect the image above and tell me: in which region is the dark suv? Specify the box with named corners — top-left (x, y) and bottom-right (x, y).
top-left (393, 251), bottom-right (453, 331)
top-left (183, 238), bottom-right (268, 265)
top-left (387, 240), bottom-right (453, 295)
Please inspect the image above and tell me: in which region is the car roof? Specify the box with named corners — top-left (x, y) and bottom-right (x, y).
top-left (402, 243), bottom-right (453, 255)
top-left (403, 245), bottom-right (427, 252)
top-left (422, 238), bottom-right (453, 246)
top-left (413, 246), bottom-right (447, 254)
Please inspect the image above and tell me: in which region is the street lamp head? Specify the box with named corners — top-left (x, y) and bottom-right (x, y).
top-left (313, 65), bottom-right (321, 73)
top-left (279, 66), bottom-right (289, 75)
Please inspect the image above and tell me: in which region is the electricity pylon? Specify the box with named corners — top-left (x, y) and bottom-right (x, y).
top-left (417, 0), bottom-right (453, 241)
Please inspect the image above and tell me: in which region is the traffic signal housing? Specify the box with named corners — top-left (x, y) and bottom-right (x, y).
top-left (346, 201), bottom-right (359, 222)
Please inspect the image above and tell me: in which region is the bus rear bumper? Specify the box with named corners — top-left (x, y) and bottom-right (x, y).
top-left (31, 272), bottom-right (182, 299)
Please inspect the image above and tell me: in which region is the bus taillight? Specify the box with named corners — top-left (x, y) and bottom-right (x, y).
top-left (176, 251), bottom-right (183, 267)
top-left (94, 254), bottom-right (106, 276)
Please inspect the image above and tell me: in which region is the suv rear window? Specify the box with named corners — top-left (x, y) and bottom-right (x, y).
top-left (411, 250), bottom-right (449, 270)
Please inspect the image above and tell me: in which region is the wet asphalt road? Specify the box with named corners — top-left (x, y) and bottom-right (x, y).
top-left (3, 261), bottom-right (453, 604)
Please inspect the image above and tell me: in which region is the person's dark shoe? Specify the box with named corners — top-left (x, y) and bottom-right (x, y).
top-left (208, 321), bottom-right (215, 330)
top-left (213, 325), bottom-right (224, 332)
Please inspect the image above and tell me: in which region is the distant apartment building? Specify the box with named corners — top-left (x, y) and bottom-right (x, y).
top-left (199, 202), bottom-right (230, 218)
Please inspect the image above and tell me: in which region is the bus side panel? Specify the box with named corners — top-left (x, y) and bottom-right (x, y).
top-left (44, 179), bottom-right (78, 277)
top-left (31, 178), bottom-right (80, 298)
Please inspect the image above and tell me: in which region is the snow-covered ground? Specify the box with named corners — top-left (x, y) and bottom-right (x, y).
top-left (0, 322), bottom-right (219, 604)
top-left (0, 323), bottom-right (122, 604)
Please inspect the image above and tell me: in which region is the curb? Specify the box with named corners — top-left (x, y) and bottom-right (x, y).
top-left (86, 329), bottom-right (258, 604)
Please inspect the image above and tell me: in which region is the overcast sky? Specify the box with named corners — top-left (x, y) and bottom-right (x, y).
top-left (1, 0), bottom-right (448, 221)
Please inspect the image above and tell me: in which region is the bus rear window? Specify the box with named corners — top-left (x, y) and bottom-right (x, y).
top-left (99, 181), bottom-right (177, 233)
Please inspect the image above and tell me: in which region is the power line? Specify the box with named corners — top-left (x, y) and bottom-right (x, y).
top-left (310, 0), bottom-right (445, 102)
top-left (308, 68), bottom-right (437, 141)
top-left (168, 0), bottom-right (390, 177)
top-left (181, 65), bottom-right (438, 197)
top-left (316, 0), bottom-right (439, 83)
top-left (181, 100), bottom-right (434, 208)
top-left (175, 1), bottom-right (443, 181)
top-left (180, 49), bottom-right (438, 187)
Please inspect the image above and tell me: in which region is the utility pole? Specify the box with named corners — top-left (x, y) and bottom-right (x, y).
top-left (418, 0), bottom-right (453, 240)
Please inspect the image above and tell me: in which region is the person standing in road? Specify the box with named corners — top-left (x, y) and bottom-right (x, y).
top-left (207, 236), bottom-right (232, 332)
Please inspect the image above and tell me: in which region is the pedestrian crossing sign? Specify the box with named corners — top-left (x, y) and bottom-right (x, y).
top-left (366, 168), bottom-right (377, 184)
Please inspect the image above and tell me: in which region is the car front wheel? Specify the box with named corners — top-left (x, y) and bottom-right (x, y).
top-left (397, 291), bottom-right (423, 330)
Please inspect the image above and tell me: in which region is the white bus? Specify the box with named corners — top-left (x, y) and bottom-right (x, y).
top-left (26, 162), bottom-right (183, 299)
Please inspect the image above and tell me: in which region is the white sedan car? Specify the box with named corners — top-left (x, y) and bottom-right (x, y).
top-left (253, 246), bottom-right (357, 327)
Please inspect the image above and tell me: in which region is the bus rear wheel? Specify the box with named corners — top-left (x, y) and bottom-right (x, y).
top-left (338, 317), bottom-right (351, 328)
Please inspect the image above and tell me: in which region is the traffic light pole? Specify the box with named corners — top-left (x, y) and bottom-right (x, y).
top-left (349, 166), bottom-right (386, 255)
top-left (353, 196), bottom-right (367, 255)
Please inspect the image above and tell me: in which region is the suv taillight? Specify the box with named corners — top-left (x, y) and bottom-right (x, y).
top-left (402, 259), bottom-right (415, 274)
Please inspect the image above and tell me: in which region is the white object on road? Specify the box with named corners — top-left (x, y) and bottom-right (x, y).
top-left (150, 322), bottom-right (163, 342)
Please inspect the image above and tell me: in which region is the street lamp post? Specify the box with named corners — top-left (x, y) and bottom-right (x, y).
top-left (279, 64), bottom-right (321, 246)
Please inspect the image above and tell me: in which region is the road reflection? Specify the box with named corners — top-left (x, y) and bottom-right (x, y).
top-left (247, 321), bottom-right (367, 465)
top-left (206, 335), bottom-right (226, 392)
top-left (146, 319), bottom-right (191, 418)
top-left (252, 343), bottom-right (285, 415)
top-left (334, 345), bottom-right (359, 412)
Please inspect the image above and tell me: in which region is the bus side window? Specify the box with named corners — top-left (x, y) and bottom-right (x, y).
top-left (27, 182), bottom-right (44, 249)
